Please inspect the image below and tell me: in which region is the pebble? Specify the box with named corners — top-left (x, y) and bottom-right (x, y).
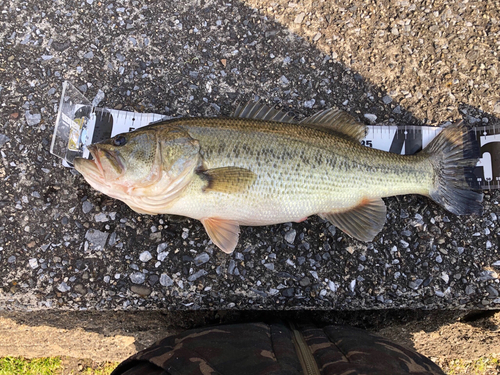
top-left (95, 213), bottom-right (109, 222)
top-left (25, 111), bottom-right (41, 126)
top-left (57, 282), bottom-right (70, 293)
top-left (282, 287), bottom-right (295, 297)
top-left (194, 252), bottom-right (209, 266)
top-left (157, 251), bottom-right (169, 261)
top-left (73, 284), bottom-right (87, 295)
top-left (303, 99), bottom-right (315, 108)
top-left (0, 134), bottom-right (10, 147)
top-left (264, 263), bottom-right (274, 271)
top-left (294, 12), bottom-right (305, 24)
top-left (465, 285), bottom-right (475, 295)
top-left (92, 89), bottom-right (105, 107)
top-left (328, 280), bottom-right (338, 292)
top-left (441, 273), bottom-right (449, 284)
top-left (486, 285), bottom-right (499, 298)
top-left (363, 113), bottom-right (377, 123)
top-left (157, 243), bottom-right (168, 253)
top-left (349, 279), bottom-right (356, 292)
top-left (82, 201), bottom-right (94, 214)
top-left (149, 275), bottom-right (159, 286)
top-left (382, 95), bottom-right (393, 104)
top-left (28, 258), bottom-right (38, 269)
top-left (83, 51), bottom-right (94, 59)
top-left (228, 260), bottom-right (236, 274)
top-left (108, 232), bottom-right (117, 246)
top-left (284, 229), bottom-right (296, 244)
top-left (299, 277), bottom-right (311, 287)
top-left (139, 251), bottom-right (153, 262)
top-left (493, 101), bottom-right (500, 114)
top-left (409, 279), bottom-right (423, 290)
top-left (130, 272), bottom-right (145, 284)
top-left (160, 273), bottom-right (174, 287)
top-left (435, 290), bottom-right (444, 297)
top-left (85, 229), bottom-right (109, 250)
top-left (131, 285), bottom-right (151, 296)
top-left (188, 269), bottom-right (207, 282)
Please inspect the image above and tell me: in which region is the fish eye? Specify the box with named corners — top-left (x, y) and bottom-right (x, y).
top-left (113, 135), bottom-right (127, 147)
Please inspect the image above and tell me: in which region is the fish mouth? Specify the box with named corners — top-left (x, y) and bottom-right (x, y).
top-left (74, 144), bottom-right (125, 184)
top-left (74, 156), bottom-right (103, 183)
top-left (87, 144), bottom-right (106, 177)
top-left (88, 144), bottom-right (125, 180)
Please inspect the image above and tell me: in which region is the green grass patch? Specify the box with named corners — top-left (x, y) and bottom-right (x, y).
top-left (0, 357), bottom-right (61, 375)
top-left (443, 355), bottom-right (500, 375)
top-left (0, 357), bottom-right (118, 375)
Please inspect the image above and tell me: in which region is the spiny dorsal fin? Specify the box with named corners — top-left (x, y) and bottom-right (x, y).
top-left (202, 217), bottom-right (240, 254)
top-left (319, 197), bottom-right (387, 242)
top-left (199, 166), bottom-right (256, 194)
top-left (300, 108), bottom-right (366, 141)
top-left (232, 101), bottom-right (297, 123)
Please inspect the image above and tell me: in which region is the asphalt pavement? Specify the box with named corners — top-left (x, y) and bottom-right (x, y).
top-left (1, 0), bottom-right (499, 313)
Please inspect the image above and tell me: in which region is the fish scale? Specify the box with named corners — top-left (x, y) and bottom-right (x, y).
top-left (178, 118), bottom-right (432, 202)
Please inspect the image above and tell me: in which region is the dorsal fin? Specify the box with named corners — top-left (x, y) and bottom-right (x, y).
top-left (300, 108), bottom-right (366, 141)
top-left (232, 101), bottom-right (297, 123)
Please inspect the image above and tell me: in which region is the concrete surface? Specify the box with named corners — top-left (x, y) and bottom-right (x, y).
top-left (1, 0), bottom-right (500, 312)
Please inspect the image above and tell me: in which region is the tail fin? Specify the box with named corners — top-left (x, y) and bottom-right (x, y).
top-left (424, 121), bottom-right (483, 215)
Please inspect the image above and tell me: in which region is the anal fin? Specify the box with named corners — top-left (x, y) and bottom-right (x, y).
top-left (201, 217), bottom-right (240, 254)
top-left (319, 198), bottom-right (387, 242)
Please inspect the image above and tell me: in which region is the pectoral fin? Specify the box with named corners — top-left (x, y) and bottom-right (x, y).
top-left (319, 198), bottom-right (387, 242)
top-left (199, 167), bottom-right (256, 194)
top-left (201, 217), bottom-right (240, 254)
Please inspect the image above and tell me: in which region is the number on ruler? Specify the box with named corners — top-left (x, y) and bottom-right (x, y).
top-left (361, 140), bottom-right (373, 147)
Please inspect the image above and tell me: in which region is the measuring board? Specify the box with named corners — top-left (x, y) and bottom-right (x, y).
top-left (51, 81), bottom-right (500, 190)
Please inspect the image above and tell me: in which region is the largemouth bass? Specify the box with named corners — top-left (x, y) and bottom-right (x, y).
top-left (74, 102), bottom-right (483, 253)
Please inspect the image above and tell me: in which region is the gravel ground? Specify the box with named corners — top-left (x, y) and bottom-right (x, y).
top-left (0, 0), bottom-right (499, 314)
